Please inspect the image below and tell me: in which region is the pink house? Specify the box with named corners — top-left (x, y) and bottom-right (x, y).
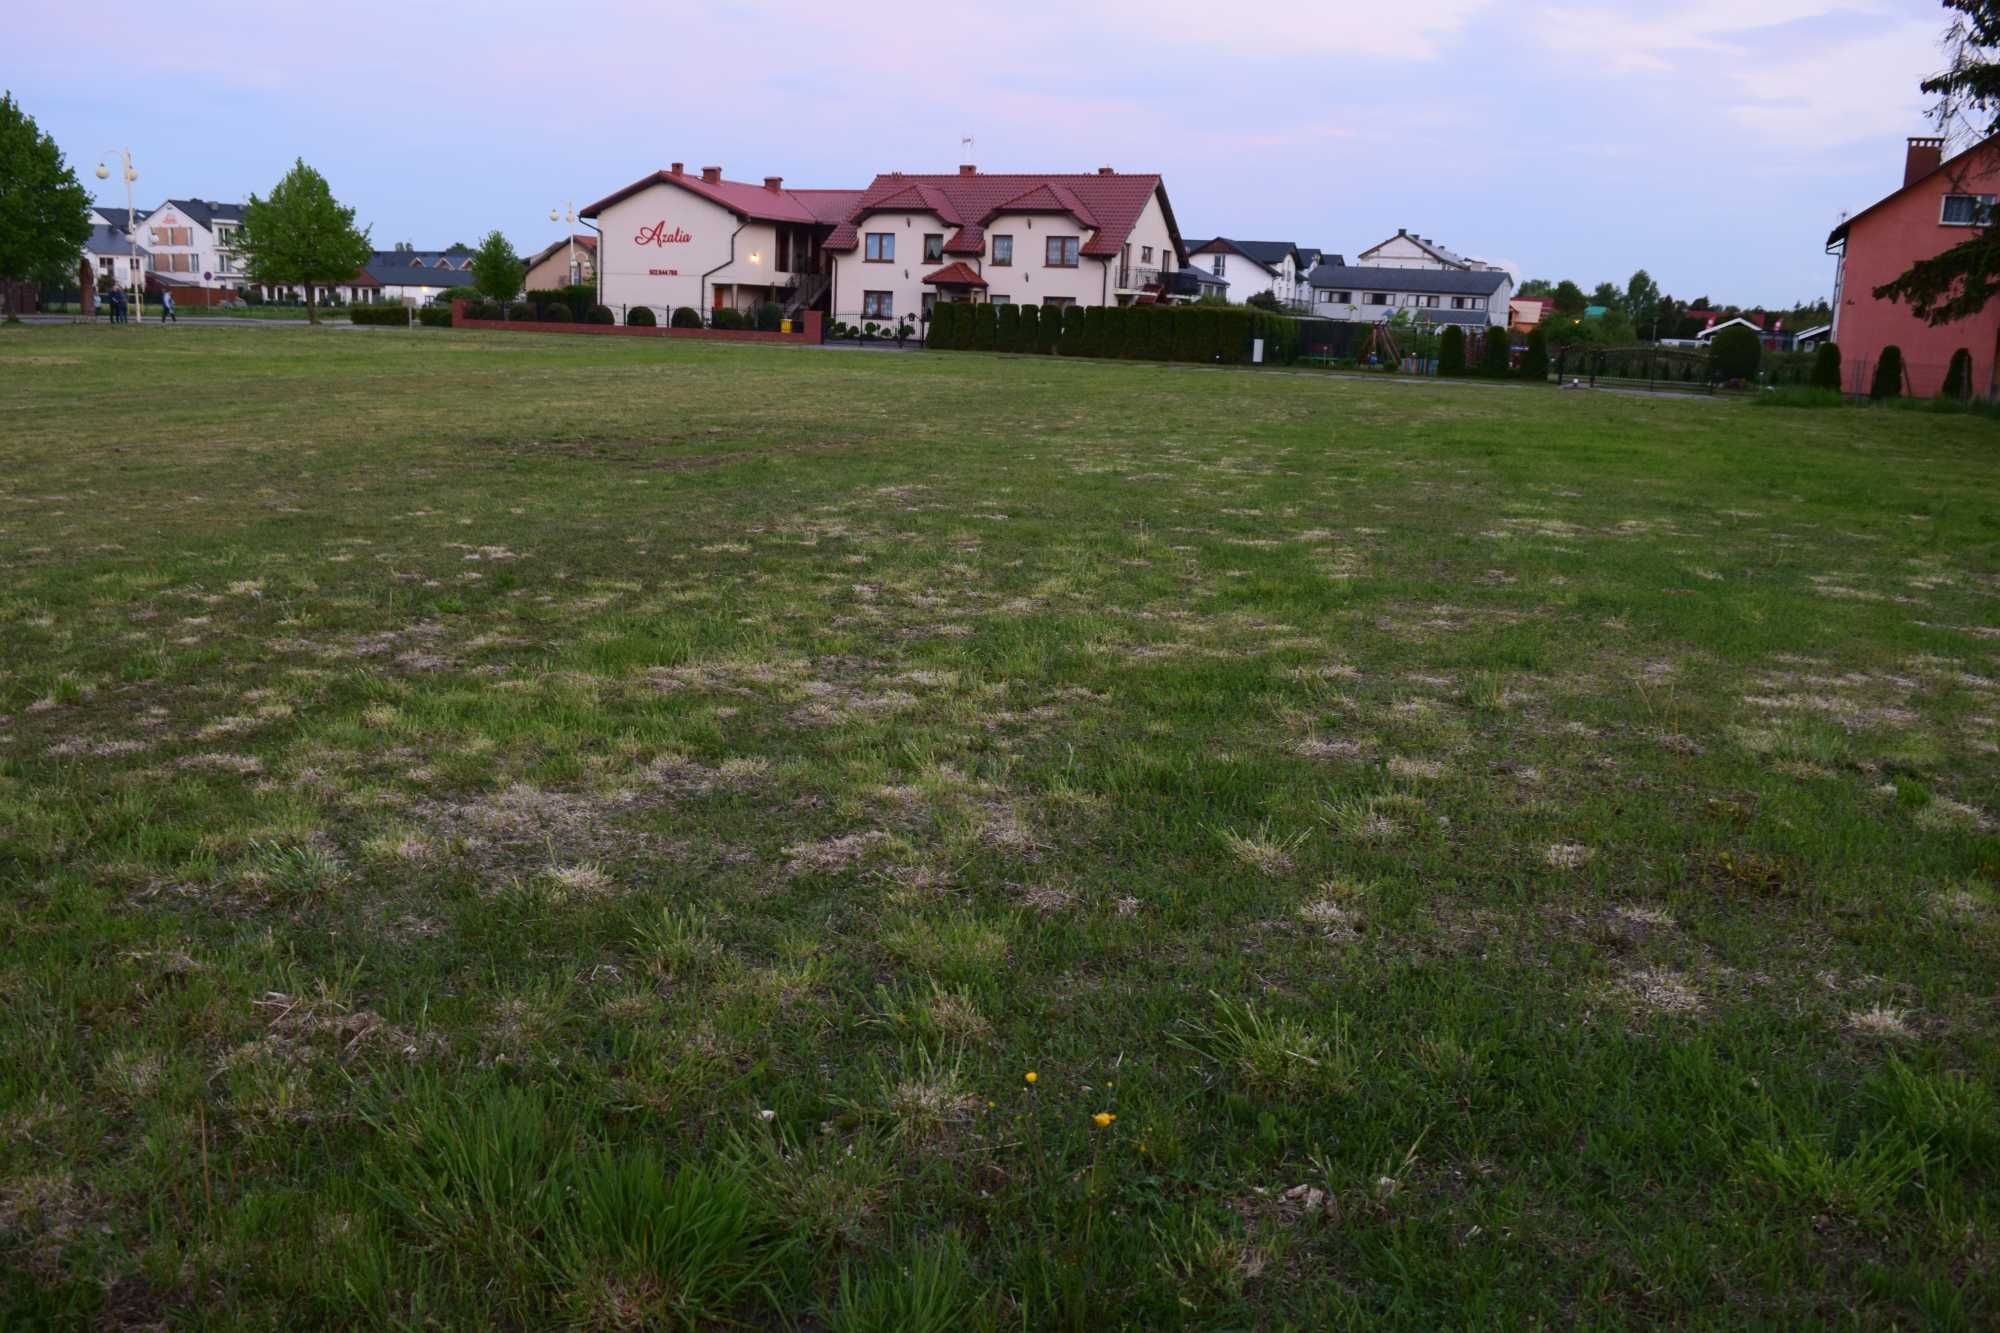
top-left (1827, 134), bottom-right (2000, 398)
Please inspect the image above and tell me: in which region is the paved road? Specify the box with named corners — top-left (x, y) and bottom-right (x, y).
top-left (12, 313), bottom-right (356, 328)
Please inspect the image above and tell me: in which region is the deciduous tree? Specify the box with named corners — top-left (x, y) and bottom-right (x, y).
top-left (0, 91), bottom-right (91, 319)
top-left (237, 158), bottom-right (371, 326)
top-left (470, 231), bottom-right (524, 304)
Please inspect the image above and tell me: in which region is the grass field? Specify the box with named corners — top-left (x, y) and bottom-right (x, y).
top-left (2, 324), bottom-right (1998, 1328)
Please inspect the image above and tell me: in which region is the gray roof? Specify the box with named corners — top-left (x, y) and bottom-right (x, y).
top-left (1306, 263), bottom-right (1511, 296)
top-left (93, 206), bottom-right (148, 230)
top-left (1185, 237), bottom-right (1301, 274)
top-left (363, 251), bottom-right (478, 287)
top-left (83, 224), bottom-right (149, 257)
top-left (164, 198), bottom-right (246, 228)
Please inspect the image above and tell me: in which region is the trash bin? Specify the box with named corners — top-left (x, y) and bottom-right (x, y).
top-left (780, 318), bottom-right (793, 334)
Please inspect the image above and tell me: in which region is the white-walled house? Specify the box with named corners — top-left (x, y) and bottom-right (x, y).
top-left (83, 224), bottom-right (150, 292)
top-left (820, 167), bottom-right (1187, 325)
top-left (136, 199), bottom-right (248, 290)
top-left (1305, 263), bottom-right (1513, 329)
top-left (582, 163), bottom-right (860, 320)
top-left (1183, 239), bottom-right (1317, 308)
top-left (1354, 228), bottom-right (1507, 274)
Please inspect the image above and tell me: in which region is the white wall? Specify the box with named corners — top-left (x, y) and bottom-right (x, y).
top-left (596, 181), bottom-right (750, 319)
top-left (1308, 277), bottom-right (1512, 327)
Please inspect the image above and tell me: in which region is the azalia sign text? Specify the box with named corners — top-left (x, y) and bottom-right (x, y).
top-left (635, 222), bottom-right (692, 247)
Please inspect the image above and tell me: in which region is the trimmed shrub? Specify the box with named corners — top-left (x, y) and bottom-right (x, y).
top-left (1809, 341), bottom-right (1842, 391)
top-left (1480, 327), bottom-right (1510, 375)
top-left (1941, 347), bottom-right (1973, 401)
top-left (626, 305), bottom-right (657, 327)
top-left (669, 306), bottom-right (701, 329)
top-left (1708, 324), bottom-right (1761, 382)
top-left (417, 306), bottom-right (453, 328)
top-left (712, 307), bottom-right (750, 330)
top-left (1439, 325), bottom-right (1467, 375)
top-left (972, 302), bottom-right (997, 351)
top-left (1059, 304), bottom-right (1087, 356)
top-left (997, 302), bottom-right (1022, 352)
top-left (1148, 308), bottom-right (1174, 361)
top-left (754, 301), bottom-right (784, 332)
top-left (1039, 304), bottom-right (1063, 354)
top-left (1018, 303), bottom-right (1041, 354)
top-left (1082, 305), bottom-right (1108, 358)
top-left (1870, 345), bottom-right (1904, 400)
top-left (348, 304), bottom-right (409, 326)
top-left (1520, 326), bottom-right (1550, 381)
top-left (509, 302), bottom-right (539, 322)
top-left (926, 301), bottom-right (952, 348)
top-left (585, 304), bottom-right (614, 325)
top-left (542, 302), bottom-right (572, 323)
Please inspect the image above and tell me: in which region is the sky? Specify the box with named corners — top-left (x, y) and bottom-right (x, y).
top-left (7, 0), bottom-right (1961, 307)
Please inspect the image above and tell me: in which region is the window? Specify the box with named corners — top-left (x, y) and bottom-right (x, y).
top-left (989, 294), bottom-right (1011, 306)
top-left (864, 232), bottom-right (894, 261)
top-left (1450, 296), bottom-right (1484, 311)
top-left (862, 290), bottom-right (893, 318)
top-left (1141, 245), bottom-right (1153, 263)
top-left (923, 233), bottom-right (944, 262)
top-left (991, 234), bottom-right (1013, 265)
top-left (1366, 292), bottom-right (1392, 306)
top-left (1211, 255), bottom-right (1225, 276)
top-left (1940, 193), bottom-right (1995, 225)
top-left (1042, 296), bottom-right (1076, 308)
top-left (1330, 290), bottom-right (1351, 303)
top-left (1045, 236), bottom-right (1079, 267)
top-left (1415, 294), bottom-right (1439, 308)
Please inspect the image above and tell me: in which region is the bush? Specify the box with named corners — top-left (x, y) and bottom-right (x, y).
top-left (541, 302), bottom-right (572, 323)
top-left (1059, 304), bottom-right (1087, 356)
top-left (1039, 304), bottom-right (1063, 354)
top-left (927, 301), bottom-right (956, 348)
top-left (417, 306), bottom-right (453, 328)
top-left (1439, 325), bottom-right (1467, 375)
top-left (754, 301), bottom-right (783, 332)
top-left (972, 302), bottom-right (997, 351)
top-left (1751, 387), bottom-right (1845, 409)
top-left (1245, 290), bottom-right (1284, 312)
top-left (509, 302), bottom-right (539, 322)
top-left (626, 305), bottom-right (657, 327)
top-left (669, 306), bottom-right (701, 329)
top-left (1708, 324), bottom-right (1761, 382)
top-left (996, 302), bottom-right (1022, 352)
top-left (1017, 304), bottom-right (1040, 354)
top-left (1520, 327), bottom-right (1550, 381)
top-left (585, 304), bottom-right (614, 325)
top-left (348, 304), bottom-right (410, 326)
top-left (954, 302), bottom-right (978, 350)
top-left (1810, 341), bottom-right (1842, 391)
top-left (1940, 347), bottom-right (1972, 401)
top-left (1481, 327), bottom-right (1510, 376)
top-left (712, 307), bottom-right (749, 330)
top-left (1870, 345), bottom-right (1905, 400)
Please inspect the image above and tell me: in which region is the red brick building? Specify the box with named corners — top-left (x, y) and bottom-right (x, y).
top-left (1827, 134), bottom-right (2000, 398)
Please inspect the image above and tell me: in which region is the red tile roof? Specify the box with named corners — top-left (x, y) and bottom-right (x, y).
top-left (919, 262), bottom-right (988, 288)
top-left (580, 169), bottom-right (860, 227)
top-left (824, 171), bottom-right (1177, 259)
top-left (522, 234), bottom-right (598, 271)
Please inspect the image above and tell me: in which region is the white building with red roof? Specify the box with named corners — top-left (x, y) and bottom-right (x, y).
top-left (580, 162), bottom-right (860, 321)
top-left (821, 165), bottom-right (1188, 326)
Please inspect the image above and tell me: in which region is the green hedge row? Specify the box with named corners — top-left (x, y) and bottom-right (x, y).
top-left (926, 301), bottom-right (1301, 365)
top-left (350, 304), bottom-right (415, 326)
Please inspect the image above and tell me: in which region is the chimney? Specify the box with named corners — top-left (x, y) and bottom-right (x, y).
top-left (669, 162), bottom-right (684, 176)
top-left (1397, 227), bottom-right (1407, 236)
top-left (700, 165), bottom-right (722, 184)
top-left (1097, 166), bottom-right (1114, 175)
top-left (1905, 136), bottom-right (1945, 187)
top-left (959, 164), bottom-right (977, 175)
top-left (764, 176), bottom-right (783, 192)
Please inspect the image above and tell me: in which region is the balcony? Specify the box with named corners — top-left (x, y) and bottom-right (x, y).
top-left (1116, 265), bottom-right (1162, 290)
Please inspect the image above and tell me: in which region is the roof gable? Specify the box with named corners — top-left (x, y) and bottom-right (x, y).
top-left (1305, 263), bottom-right (1510, 296)
top-left (824, 171), bottom-right (1176, 259)
top-left (1827, 130), bottom-right (2000, 246)
top-left (581, 169), bottom-right (863, 227)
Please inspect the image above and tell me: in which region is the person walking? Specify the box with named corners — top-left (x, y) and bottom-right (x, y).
top-left (110, 288), bottom-right (125, 324)
top-left (160, 290), bottom-right (177, 323)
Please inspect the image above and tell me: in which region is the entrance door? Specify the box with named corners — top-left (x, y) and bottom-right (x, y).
top-left (714, 286), bottom-right (727, 311)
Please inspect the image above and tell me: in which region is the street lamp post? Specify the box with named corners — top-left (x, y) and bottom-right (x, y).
top-left (95, 149), bottom-right (141, 323)
top-left (549, 202), bottom-right (578, 286)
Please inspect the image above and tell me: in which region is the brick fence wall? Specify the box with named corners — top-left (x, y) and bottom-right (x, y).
top-left (451, 302), bottom-right (822, 344)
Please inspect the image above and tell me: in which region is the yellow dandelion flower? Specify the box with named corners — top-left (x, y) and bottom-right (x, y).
top-left (1024, 1071), bottom-right (1038, 1084)
top-left (1093, 1111), bottom-right (1116, 1128)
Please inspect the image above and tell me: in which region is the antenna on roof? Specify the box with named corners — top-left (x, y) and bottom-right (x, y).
top-left (961, 136), bottom-right (974, 151)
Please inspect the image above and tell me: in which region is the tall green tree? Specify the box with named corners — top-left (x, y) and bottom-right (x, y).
top-left (237, 158), bottom-right (371, 326)
top-left (1623, 269), bottom-right (1662, 335)
top-left (1589, 281), bottom-right (1621, 310)
top-left (1517, 278), bottom-right (1554, 299)
top-left (1874, 2), bottom-right (2000, 321)
top-left (1551, 280), bottom-right (1587, 316)
top-left (0, 91), bottom-right (91, 319)
top-left (470, 231), bottom-right (524, 304)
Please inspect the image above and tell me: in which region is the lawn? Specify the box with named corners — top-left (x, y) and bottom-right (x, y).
top-left (1, 324), bottom-right (1997, 1329)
